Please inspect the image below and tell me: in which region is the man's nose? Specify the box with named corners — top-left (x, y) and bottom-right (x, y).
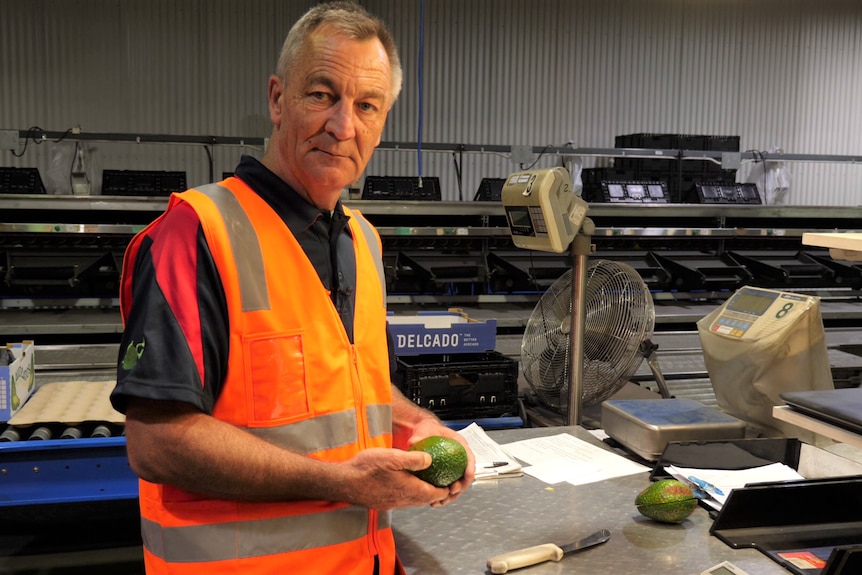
top-left (326, 101), bottom-right (357, 141)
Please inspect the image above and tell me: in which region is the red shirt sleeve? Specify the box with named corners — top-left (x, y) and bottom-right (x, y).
top-left (111, 201), bottom-right (228, 414)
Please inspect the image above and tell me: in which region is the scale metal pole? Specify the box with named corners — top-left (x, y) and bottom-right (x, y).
top-left (567, 231), bottom-right (592, 426)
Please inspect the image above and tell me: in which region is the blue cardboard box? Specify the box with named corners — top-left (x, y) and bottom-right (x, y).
top-left (387, 308), bottom-right (496, 356)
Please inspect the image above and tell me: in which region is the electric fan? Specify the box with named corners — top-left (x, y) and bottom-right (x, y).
top-left (521, 259), bottom-right (657, 412)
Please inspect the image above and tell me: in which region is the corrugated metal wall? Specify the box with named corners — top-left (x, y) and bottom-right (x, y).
top-left (2, 0), bottom-right (861, 204)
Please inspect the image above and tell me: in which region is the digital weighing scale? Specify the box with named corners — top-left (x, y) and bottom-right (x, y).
top-left (601, 398), bottom-right (746, 461)
top-left (602, 286), bottom-right (833, 459)
top-left (697, 285), bottom-right (833, 437)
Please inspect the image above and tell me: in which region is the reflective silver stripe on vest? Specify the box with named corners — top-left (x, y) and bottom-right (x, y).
top-left (194, 183), bottom-right (270, 312)
top-left (366, 403), bottom-right (393, 439)
top-left (142, 504), bottom-right (387, 562)
top-left (246, 404), bottom-right (392, 453)
top-left (248, 410), bottom-right (357, 454)
top-left (349, 209), bottom-right (387, 306)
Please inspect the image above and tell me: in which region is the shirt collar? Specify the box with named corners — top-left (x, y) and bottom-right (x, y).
top-left (232, 155), bottom-right (350, 235)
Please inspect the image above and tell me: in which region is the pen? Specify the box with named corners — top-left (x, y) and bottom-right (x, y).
top-left (483, 461), bottom-right (509, 469)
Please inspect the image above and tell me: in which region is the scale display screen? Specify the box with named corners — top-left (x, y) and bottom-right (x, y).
top-left (506, 205), bottom-right (532, 228)
top-left (506, 205), bottom-right (549, 237)
top-left (726, 289), bottom-right (778, 316)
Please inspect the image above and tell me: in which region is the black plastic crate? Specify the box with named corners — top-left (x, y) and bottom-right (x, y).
top-left (692, 182), bottom-right (761, 204)
top-left (395, 351), bottom-right (519, 420)
top-left (613, 134), bottom-right (637, 148)
top-left (473, 177), bottom-right (506, 202)
top-left (615, 133), bottom-right (671, 149)
top-left (677, 134), bottom-right (710, 151)
top-left (668, 176), bottom-right (699, 203)
top-left (362, 176), bottom-right (441, 201)
top-left (599, 181), bottom-right (669, 203)
top-left (707, 135), bottom-right (741, 152)
top-left (0, 167), bottom-right (45, 194)
top-left (101, 170), bottom-right (187, 197)
top-left (615, 133), bottom-right (678, 150)
top-left (581, 167), bottom-right (609, 186)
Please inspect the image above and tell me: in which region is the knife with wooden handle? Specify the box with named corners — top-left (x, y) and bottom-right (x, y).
top-left (487, 529), bottom-right (611, 574)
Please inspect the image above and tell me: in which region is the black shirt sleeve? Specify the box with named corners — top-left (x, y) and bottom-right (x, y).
top-left (111, 201), bottom-right (229, 415)
top-left (387, 324), bottom-right (399, 381)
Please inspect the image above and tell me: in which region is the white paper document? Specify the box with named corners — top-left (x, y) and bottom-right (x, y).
top-left (500, 432), bottom-right (650, 485)
top-left (665, 462), bottom-right (805, 510)
top-left (457, 423), bottom-right (523, 479)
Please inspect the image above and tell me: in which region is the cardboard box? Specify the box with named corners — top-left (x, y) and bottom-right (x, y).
top-left (387, 308), bottom-right (496, 356)
top-left (0, 340), bottom-right (35, 422)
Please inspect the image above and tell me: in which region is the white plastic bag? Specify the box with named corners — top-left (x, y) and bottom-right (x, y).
top-left (46, 142), bottom-right (98, 195)
top-left (563, 156), bottom-right (584, 197)
top-left (744, 146), bottom-right (791, 205)
top-left (46, 142), bottom-right (76, 195)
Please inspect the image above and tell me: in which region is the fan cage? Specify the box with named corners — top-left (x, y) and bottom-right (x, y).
top-left (521, 260), bottom-right (655, 411)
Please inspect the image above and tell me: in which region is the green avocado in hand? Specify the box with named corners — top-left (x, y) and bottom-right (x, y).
top-left (409, 436), bottom-right (468, 487)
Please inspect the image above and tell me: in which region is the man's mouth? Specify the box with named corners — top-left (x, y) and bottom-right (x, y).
top-left (314, 147), bottom-right (346, 158)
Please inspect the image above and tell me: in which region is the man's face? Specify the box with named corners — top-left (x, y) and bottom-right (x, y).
top-left (266, 27), bottom-right (393, 209)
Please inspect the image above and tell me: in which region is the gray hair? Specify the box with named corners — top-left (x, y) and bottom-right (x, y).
top-left (276, 1), bottom-right (403, 104)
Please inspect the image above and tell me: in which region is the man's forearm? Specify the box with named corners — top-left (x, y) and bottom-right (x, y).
top-left (125, 400), bottom-right (357, 503)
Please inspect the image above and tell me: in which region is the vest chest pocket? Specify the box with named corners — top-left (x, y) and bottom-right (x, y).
top-left (246, 334), bottom-right (309, 424)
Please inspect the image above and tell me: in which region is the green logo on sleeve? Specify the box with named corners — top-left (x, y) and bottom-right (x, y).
top-left (121, 339), bottom-right (146, 370)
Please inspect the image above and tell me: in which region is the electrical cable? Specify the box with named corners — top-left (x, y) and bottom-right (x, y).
top-left (203, 145), bottom-right (214, 182)
top-left (10, 126), bottom-right (41, 157)
top-left (521, 144), bottom-right (552, 170)
top-left (69, 141), bottom-right (79, 192)
top-left (745, 149), bottom-right (767, 203)
top-left (11, 126), bottom-right (73, 157)
top-left (458, 145), bottom-right (464, 200)
top-left (417, 0), bottom-right (425, 186)
top-left (451, 151), bottom-right (463, 200)
top-left (52, 128), bottom-right (73, 144)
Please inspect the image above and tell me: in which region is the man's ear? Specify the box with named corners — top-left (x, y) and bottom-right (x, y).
top-left (268, 75), bottom-right (284, 127)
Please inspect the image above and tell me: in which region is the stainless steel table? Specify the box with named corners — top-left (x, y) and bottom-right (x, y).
top-left (393, 426), bottom-right (790, 575)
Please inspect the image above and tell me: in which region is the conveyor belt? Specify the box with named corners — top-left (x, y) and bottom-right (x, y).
top-left (26, 327), bottom-right (860, 414)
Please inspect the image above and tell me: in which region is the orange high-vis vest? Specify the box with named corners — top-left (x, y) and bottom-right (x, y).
top-left (121, 178), bottom-right (397, 575)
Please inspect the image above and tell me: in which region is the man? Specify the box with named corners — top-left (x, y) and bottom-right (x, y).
top-left (111, 3), bottom-right (475, 574)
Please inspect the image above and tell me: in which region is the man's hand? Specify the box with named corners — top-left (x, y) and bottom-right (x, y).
top-left (338, 447), bottom-right (451, 510)
top-left (404, 419), bottom-right (476, 506)
top-left (390, 386), bottom-right (477, 506)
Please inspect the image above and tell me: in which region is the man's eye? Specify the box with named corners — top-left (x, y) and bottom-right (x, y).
top-left (358, 102), bottom-right (377, 113)
top-left (310, 92), bottom-right (330, 102)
